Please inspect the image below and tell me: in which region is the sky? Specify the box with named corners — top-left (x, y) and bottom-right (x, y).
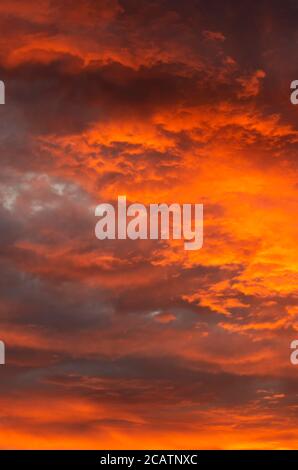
top-left (0, 0), bottom-right (297, 449)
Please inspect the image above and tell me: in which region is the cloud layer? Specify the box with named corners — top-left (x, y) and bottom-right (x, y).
top-left (0, 0), bottom-right (297, 449)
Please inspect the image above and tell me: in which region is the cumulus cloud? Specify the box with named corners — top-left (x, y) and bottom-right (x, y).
top-left (0, 0), bottom-right (297, 450)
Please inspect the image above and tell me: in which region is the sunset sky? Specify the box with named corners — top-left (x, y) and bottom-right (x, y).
top-left (0, 0), bottom-right (298, 449)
